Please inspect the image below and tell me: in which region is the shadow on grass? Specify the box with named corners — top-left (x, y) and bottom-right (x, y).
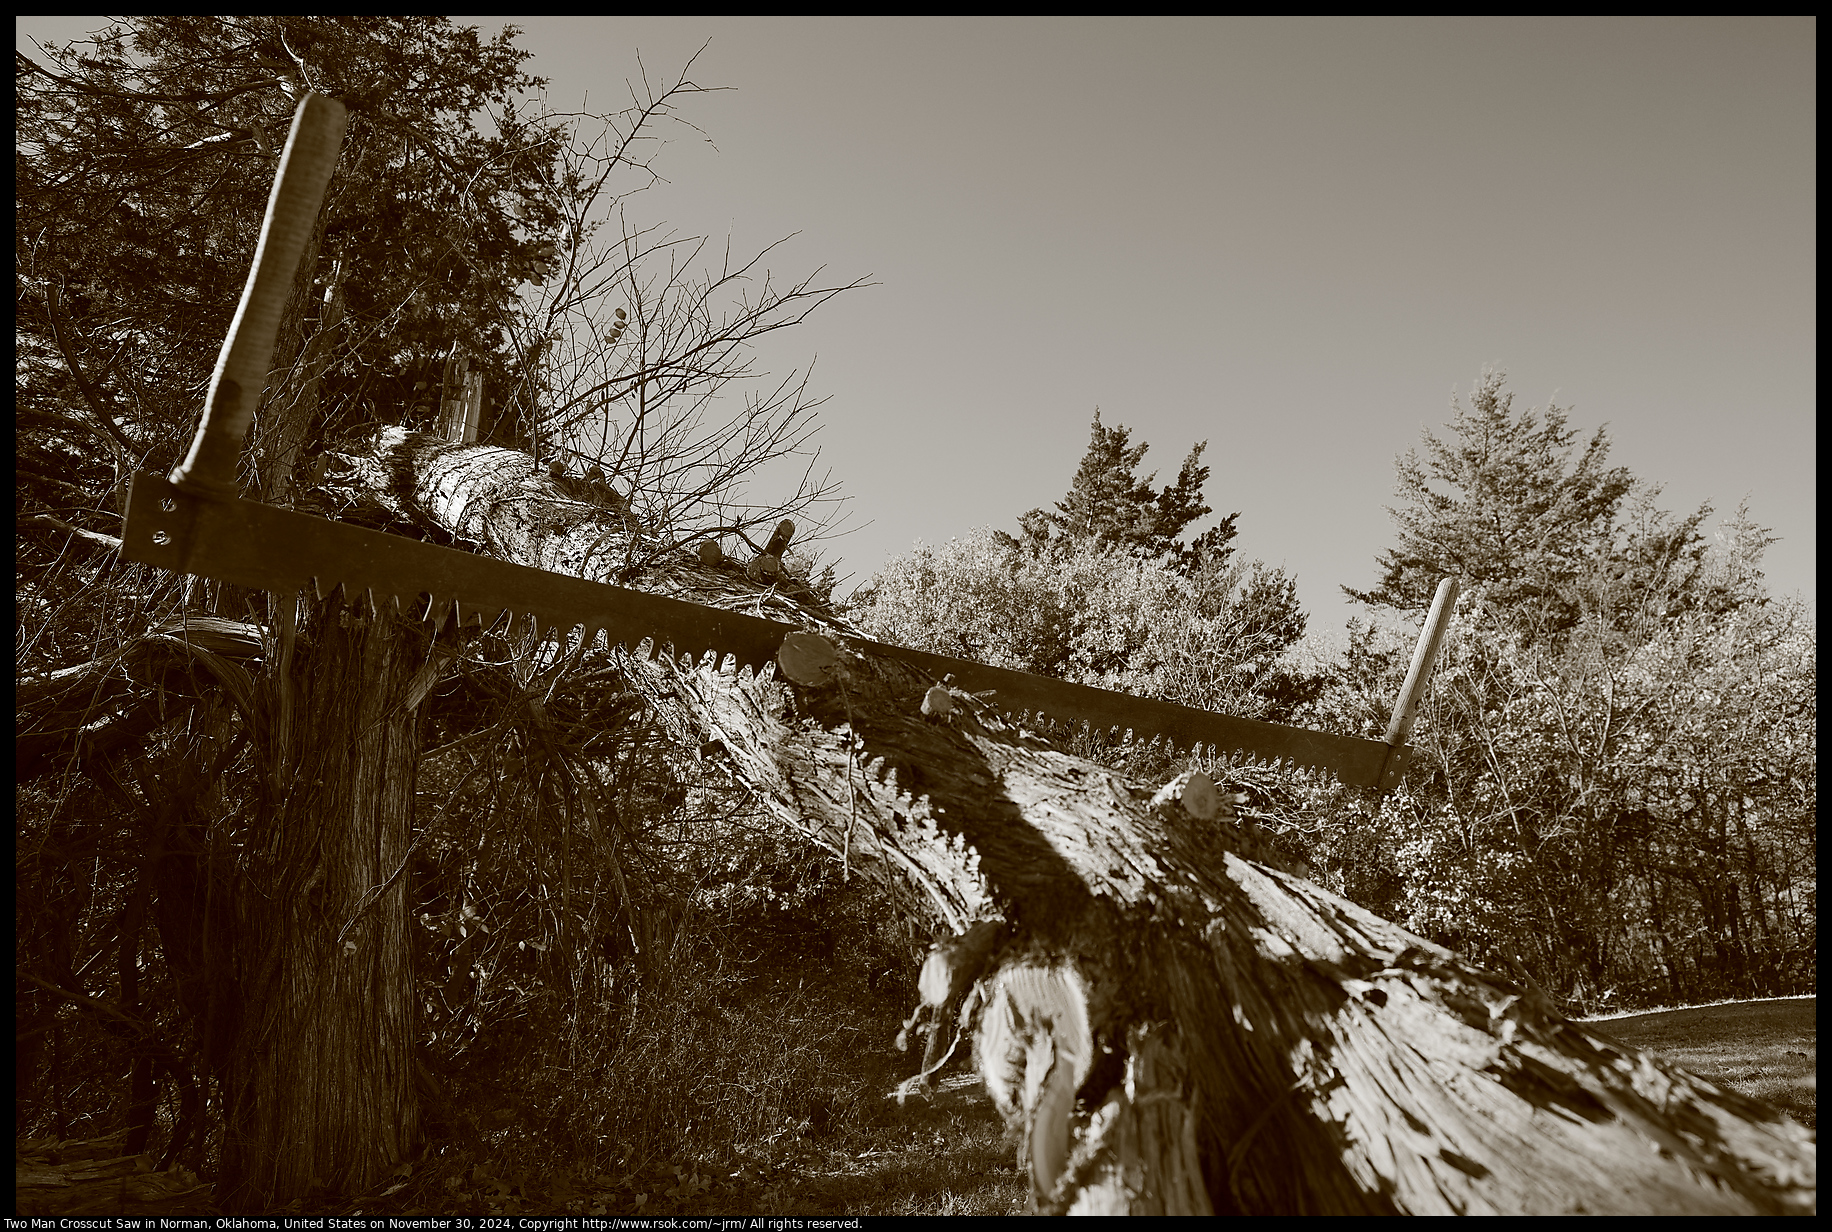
top-left (763, 1075), bottom-right (1027, 1216)
top-left (370, 944), bottom-right (1031, 1220)
top-left (397, 1072), bottom-right (1027, 1219)
top-left (1582, 996), bottom-right (1816, 1131)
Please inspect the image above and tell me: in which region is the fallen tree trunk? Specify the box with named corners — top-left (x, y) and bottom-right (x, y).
top-left (652, 626), bottom-right (1817, 1214)
top-left (15, 1135), bottom-right (212, 1217)
top-left (356, 431), bottom-right (1812, 1215)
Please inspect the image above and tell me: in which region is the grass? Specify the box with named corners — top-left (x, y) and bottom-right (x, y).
top-left (372, 995), bottom-right (1813, 1219)
top-left (31, 981), bottom-right (1812, 1217)
top-left (367, 919), bottom-right (1033, 1220)
top-left (1580, 995), bottom-right (1816, 1131)
top-left (385, 1034), bottom-right (1028, 1219)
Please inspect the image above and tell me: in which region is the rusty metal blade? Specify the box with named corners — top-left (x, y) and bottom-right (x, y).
top-left (123, 471), bottom-right (1407, 788)
top-left (124, 471), bottom-right (794, 673)
top-left (865, 642), bottom-right (1405, 788)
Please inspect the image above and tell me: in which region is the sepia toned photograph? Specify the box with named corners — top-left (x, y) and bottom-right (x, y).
top-left (16, 16), bottom-right (1813, 1218)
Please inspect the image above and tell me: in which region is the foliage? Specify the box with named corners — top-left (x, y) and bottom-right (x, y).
top-left (851, 413), bottom-right (1315, 780)
top-left (17, 16), bottom-right (855, 597)
top-left (16, 16), bottom-right (865, 1203)
top-left (998, 412), bottom-right (1239, 577)
top-left (1341, 370), bottom-right (1697, 647)
top-left (17, 18), bottom-right (563, 493)
top-left (850, 527), bottom-right (1314, 728)
top-left (851, 409), bottom-right (1315, 730)
top-left (1309, 374), bottom-right (1814, 1011)
top-left (397, 644), bottom-right (995, 1212)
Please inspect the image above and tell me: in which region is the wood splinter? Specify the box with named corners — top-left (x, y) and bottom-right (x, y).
top-left (894, 919), bottom-right (1003, 1096)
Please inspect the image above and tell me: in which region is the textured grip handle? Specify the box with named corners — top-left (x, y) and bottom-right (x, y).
top-left (170, 92), bottom-right (348, 497)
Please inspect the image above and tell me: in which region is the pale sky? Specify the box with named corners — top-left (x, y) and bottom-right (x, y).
top-left (19, 17), bottom-right (1816, 638)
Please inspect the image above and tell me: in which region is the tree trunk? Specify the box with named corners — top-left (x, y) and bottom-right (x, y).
top-left (651, 625), bottom-right (1816, 1214)
top-left (358, 431), bottom-right (1811, 1215)
top-left (19, 605), bottom-right (427, 1208)
top-left (216, 600), bottom-right (423, 1209)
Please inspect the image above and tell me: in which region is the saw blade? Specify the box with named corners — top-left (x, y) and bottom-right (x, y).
top-left (123, 471), bottom-right (1405, 787)
top-left (123, 472), bottom-right (795, 673)
top-left (865, 641), bottom-right (1402, 786)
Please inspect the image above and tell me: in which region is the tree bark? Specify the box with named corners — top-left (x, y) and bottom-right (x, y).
top-left (360, 431), bottom-right (1812, 1215)
top-left (16, 605), bottom-right (424, 1208)
top-left (216, 600), bottom-right (423, 1209)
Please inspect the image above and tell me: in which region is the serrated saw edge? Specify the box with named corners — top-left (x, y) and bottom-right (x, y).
top-left (122, 471), bottom-right (1402, 787)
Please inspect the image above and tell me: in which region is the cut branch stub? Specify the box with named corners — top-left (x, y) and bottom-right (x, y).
top-left (748, 519), bottom-right (796, 580)
top-left (763, 519), bottom-right (795, 557)
top-left (1151, 769), bottom-right (1220, 821)
top-left (777, 631), bottom-right (843, 687)
top-left (921, 683), bottom-right (954, 717)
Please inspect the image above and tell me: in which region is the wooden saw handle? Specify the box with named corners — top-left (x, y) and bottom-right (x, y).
top-left (1384, 576), bottom-right (1461, 749)
top-left (169, 92), bottom-right (348, 498)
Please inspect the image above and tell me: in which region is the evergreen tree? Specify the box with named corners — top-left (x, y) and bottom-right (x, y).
top-left (1311, 370), bottom-right (1809, 1009)
top-left (1343, 371), bottom-right (1666, 644)
top-left (857, 412), bottom-right (1319, 733)
top-left (1000, 412), bottom-right (1239, 576)
top-left (16, 15), bottom-right (566, 505)
top-left (16, 19), bottom-right (851, 1208)
top-left (850, 527), bottom-right (1314, 732)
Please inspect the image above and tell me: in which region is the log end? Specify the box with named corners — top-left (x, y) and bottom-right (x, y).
top-left (778, 631), bottom-right (843, 686)
top-left (977, 963), bottom-right (1095, 1204)
top-left (1152, 769), bottom-right (1221, 821)
top-left (921, 683), bottom-right (955, 718)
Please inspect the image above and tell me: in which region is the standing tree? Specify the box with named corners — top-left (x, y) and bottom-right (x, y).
top-left (19, 19), bottom-right (567, 1204)
top-left (1319, 374), bottom-right (1813, 1011)
top-left (1343, 370), bottom-right (1654, 645)
top-left (17, 18), bottom-right (857, 1209)
top-left (854, 415), bottom-right (1315, 739)
top-left (850, 528), bottom-right (1312, 730)
top-left (1000, 411), bottom-right (1241, 577)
